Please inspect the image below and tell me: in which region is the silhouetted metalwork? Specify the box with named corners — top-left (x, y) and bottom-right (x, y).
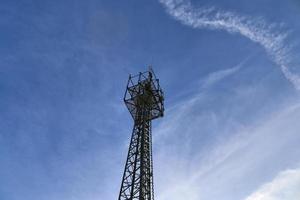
top-left (118, 67), bottom-right (164, 200)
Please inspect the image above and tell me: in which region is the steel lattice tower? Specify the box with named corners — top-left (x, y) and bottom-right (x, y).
top-left (118, 68), bottom-right (164, 200)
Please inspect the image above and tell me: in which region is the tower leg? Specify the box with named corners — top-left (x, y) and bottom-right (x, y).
top-left (118, 110), bottom-right (153, 200)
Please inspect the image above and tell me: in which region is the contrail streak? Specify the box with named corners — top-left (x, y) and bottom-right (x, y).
top-left (159, 0), bottom-right (300, 90)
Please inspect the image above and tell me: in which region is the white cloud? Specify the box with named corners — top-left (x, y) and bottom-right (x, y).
top-left (159, 0), bottom-right (300, 90)
top-left (244, 168), bottom-right (300, 200)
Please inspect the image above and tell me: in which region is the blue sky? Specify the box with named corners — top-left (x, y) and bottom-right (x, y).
top-left (1, 0), bottom-right (300, 199)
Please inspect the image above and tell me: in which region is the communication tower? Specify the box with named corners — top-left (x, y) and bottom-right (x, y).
top-left (118, 67), bottom-right (164, 200)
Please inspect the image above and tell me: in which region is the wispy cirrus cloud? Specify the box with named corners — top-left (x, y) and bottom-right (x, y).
top-left (156, 2), bottom-right (300, 199)
top-left (201, 63), bottom-right (241, 88)
top-left (200, 55), bottom-right (251, 88)
top-left (159, 0), bottom-right (300, 90)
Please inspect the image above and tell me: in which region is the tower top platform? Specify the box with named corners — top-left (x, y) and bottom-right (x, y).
top-left (124, 67), bottom-right (164, 121)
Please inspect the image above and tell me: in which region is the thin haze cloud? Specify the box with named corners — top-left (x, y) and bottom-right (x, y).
top-left (159, 0), bottom-right (300, 90)
top-left (245, 168), bottom-right (300, 200)
top-left (154, 91), bottom-right (300, 200)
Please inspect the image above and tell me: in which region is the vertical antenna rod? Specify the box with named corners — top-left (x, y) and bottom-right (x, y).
top-left (118, 68), bottom-right (164, 200)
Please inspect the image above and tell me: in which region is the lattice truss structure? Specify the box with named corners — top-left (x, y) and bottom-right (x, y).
top-left (118, 68), bottom-right (164, 200)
